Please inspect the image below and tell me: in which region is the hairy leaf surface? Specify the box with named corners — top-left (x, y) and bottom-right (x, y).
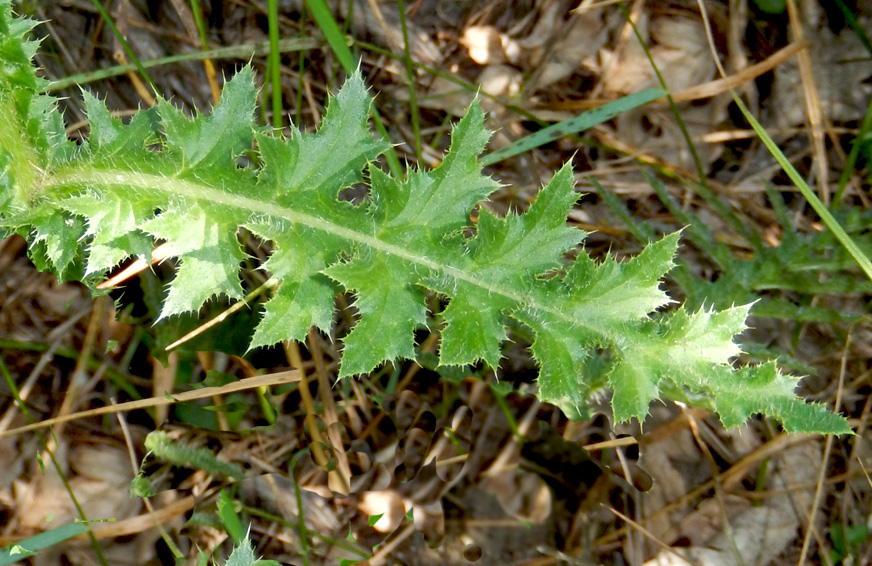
top-left (0, 1), bottom-right (850, 434)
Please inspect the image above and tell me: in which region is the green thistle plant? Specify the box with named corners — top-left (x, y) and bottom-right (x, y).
top-left (0, 0), bottom-right (849, 434)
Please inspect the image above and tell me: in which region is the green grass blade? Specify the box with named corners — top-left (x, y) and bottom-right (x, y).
top-left (188, 0), bottom-right (211, 48)
top-left (834, 0), bottom-right (872, 57)
top-left (88, 0), bottom-right (156, 93)
top-left (304, 0), bottom-right (357, 72)
top-left (480, 88), bottom-right (665, 167)
top-left (834, 95), bottom-right (872, 203)
top-left (0, 523), bottom-right (89, 565)
top-left (737, 97), bottom-right (872, 281)
top-left (694, 2), bottom-right (872, 282)
top-left (218, 489), bottom-right (247, 544)
top-left (303, 0), bottom-right (402, 177)
top-left (397, 0), bottom-right (423, 164)
top-left (621, 4), bottom-right (765, 254)
top-left (46, 37), bottom-right (321, 92)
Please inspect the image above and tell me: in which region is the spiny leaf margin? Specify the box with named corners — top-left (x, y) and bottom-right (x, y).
top-left (0, 3), bottom-right (851, 435)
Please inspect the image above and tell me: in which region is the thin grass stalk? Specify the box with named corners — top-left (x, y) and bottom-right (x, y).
top-left (87, 0), bottom-right (156, 93)
top-left (0, 358), bottom-right (109, 566)
top-left (397, 0), bottom-right (423, 164)
top-left (268, 0), bottom-right (283, 129)
top-left (47, 37), bottom-right (320, 92)
top-left (620, 3), bottom-right (765, 255)
top-left (697, 0), bottom-right (872, 283)
top-left (304, 0), bottom-right (402, 177)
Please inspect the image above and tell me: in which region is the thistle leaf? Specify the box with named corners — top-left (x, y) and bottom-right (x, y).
top-left (326, 251), bottom-right (428, 377)
top-left (609, 358), bottom-right (661, 424)
top-left (142, 204), bottom-right (247, 318)
top-left (258, 72), bottom-right (389, 201)
top-left (562, 231), bottom-right (679, 327)
top-left (246, 219), bottom-right (341, 348)
top-left (61, 192), bottom-right (153, 275)
top-left (0, 2), bottom-right (850, 434)
top-left (428, 164), bottom-right (584, 369)
top-left (711, 362), bottom-right (851, 434)
top-left (375, 102), bottom-right (498, 238)
top-left (158, 66), bottom-right (258, 180)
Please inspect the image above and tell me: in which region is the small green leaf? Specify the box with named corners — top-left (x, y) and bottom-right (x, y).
top-left (223, 537), bottom-right (256, 566)
top-left (711, 362), bottom-right (853, 434)
top-left (145, 431), bottom-right (245, 479)
top-left (375, 100), bottom-right (498, 239)
top-left (25, 209), bottom-right (85, 279)
top-left (246, 219), bottom-right (342, 347)
top-left (430, 165), bottom-right (583, 369)
top-left (158, 66), bottom-right (257, 179)
top-left (562, 232), bottom-right (680, 327)
top-left (218, 490), bottom-right (246, 544)
top-left (81, 90), bottom-right (158, 161)
top-left (658, 304), bottom-right (750, 369)
top-left (257, 72), bottom-right (388, 201)
top-left (61, 192), bottom-right (153, 275)
top-left (130, 475), bottom-right (155, 498)
top-left (438, 290), bottom-right (511, 370)
top-left (512, 310), bottom-right (593, 415)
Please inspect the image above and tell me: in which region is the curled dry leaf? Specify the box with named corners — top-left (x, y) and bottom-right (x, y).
top-left (772, 15), bottom-right (872, 128)
top-left (600, 13), bottom-right (714, 96)
top-left (643, 441), bottom-right (821, 566)
top-left (525, 9), bottom-right (607, 90)
top-left (597, 11), bottom-right (725, 168)
top-left (15, 445), bottom-right (139, 530)
top-left (461, 25), bottom-right (520, 65)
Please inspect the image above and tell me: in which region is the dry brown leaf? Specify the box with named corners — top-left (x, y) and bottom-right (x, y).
top-left (642, 442), bottom-right (821, 566)
top-left (772, 16), bottom-right (872, 128)
top-left (601, 14), bottom-right (714, 95)
top-left (461, 25), bottom-right (520, 65)
top-left (527, 9), bottom-right (607, 89)
top-left (638, 428), bottom-right (701, 539)
top-left (15, 445), bottom-right (139, 531)
top-left (615, 99), bottom-right (728, 168)
top-left (664, 495), bottom-right (751, 547)
top-left (484, 469), bottom-right (552, 523)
